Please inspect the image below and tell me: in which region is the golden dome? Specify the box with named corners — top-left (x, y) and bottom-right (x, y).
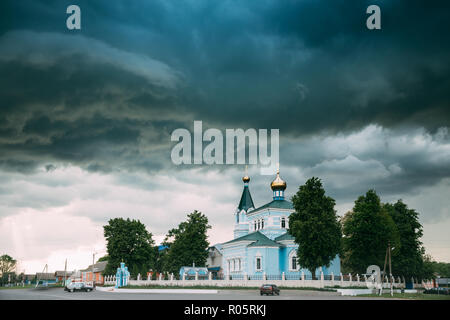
top-left (271, 169), bottom-right (286, 190)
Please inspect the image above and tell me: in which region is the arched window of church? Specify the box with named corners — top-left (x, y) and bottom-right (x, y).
top-left (254, 220), bottom-right (257, 230)
top-left (261, 219), bottom-right (264, 229)
top-left (238, 259), bottom-right (241, 271)
top-left (236, 214), bottom-right (239, 223)
top-left (257, 220), bottom-right (260, 230)
top-left (281, 217), bottom-right (286, 228)
top-left (289, 250), bottom-right (299, 271)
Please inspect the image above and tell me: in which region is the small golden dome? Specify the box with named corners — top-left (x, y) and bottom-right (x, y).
top-left (242, 175), bottom-right (250, 183)
top-left (271, 169), bottom-right (286, 190)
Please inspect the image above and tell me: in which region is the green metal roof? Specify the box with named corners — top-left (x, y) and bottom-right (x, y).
top-left (274, 232), bottom-right (295, 242)
top-left (248, 199), bottom-right (293, 213)
top-left (238, 186), bottom-right (255, 211)
top-left (223, 231), bottom-right (282, 247)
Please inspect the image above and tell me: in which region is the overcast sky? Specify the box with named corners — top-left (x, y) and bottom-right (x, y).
top-left (0, 0), bottom-right (449, 274)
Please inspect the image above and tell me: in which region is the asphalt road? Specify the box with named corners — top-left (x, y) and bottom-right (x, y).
top-left (0, 287), bottom-right (389, 300)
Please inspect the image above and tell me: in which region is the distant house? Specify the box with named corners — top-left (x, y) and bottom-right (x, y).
top-left (23, 274), bottom-right (36, 285)
top-left (206, 244), bottom-right (223, 279)
top-left (35, 273), bottom-right (57, 284)
top-left (55, 271), bottom-right (73, 283)
top-left (80, 261), bottom-right (108, 285)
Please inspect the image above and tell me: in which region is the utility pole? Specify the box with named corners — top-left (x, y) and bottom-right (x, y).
top-left (92, 253), bottom-right (96, 287)
top-left (388, 242), bottom-right (393, 296)
top-left (63, 259), bottom-right (67, 286)
top-left (379, 241), bottom-right (393, 296)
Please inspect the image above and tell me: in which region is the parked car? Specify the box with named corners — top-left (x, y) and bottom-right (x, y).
top-left (64, 282), bottom-right (94, 293)
top-left (260, 284), bottom-right (280, 296)
top-left (423, 287), bottom-right (449, 295)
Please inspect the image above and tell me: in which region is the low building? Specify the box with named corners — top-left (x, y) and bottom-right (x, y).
top-left (206, 244), bottom-right (223, 279)
top-left (80, 261), bottom-right (108, 285)
top-left (179, 266), bottom-right (209, 280)
top-left (35, 273), bottom-right (57, 284)
top-left (55, 271), bottom-right (73, 283)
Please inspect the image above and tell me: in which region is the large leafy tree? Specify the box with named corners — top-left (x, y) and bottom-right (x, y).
top-left (384, 200), bottom-right (425, 279)
top-left (341, 190), bottom-right (400, 274)
top-left (103, 218), bottom-right (157, 277)
top-left (162, 210), bottom-right (211, 275)
top-left (0, 254), bottom-right (17, 276)
top-left (423, 255), bottom-right (450, 279)
top-left (289, 177), bottom-right (342, 280)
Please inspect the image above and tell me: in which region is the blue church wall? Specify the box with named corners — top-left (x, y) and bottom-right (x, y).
top-left (246, 247), bottom-right (279, 275)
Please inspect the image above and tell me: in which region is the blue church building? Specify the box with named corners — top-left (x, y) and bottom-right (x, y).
top-left (220, 169), bottom-right (340, 278)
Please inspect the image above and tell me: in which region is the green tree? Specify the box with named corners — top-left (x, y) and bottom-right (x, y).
top-left (289, 177), bottom-right (342, 280)
top-left (423, 256), bottom-right (450, 279)
top-left (162, 210), bottom-right (211, 275)
top-left (421, 254), bottom-right (436, 280)
top-left (0, 254), bottom-right (17, 276)
top-left (103, 218), bottom-right (157, 277)
top-left (341, 190), bottom-right (400, 274)
top-left (97, 255), bottom-right (109, 263)
top-left (384, 200), bottom-right (426, 279)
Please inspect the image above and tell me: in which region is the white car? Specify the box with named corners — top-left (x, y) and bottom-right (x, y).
top-left (64, 282), bottom-right (94, 292)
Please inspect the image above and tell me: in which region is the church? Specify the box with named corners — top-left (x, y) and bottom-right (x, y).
top-left (219, 169), bottom-right (340, 278)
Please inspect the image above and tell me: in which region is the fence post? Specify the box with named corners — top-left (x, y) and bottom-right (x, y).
top-left (244, 273), bottom-right (247, 282)
top-left (282, 272), bottom-right (285, 281)
top-left (349, 273), bottom-right (352, 285)
top-left (356, 274), bottom-right (360, 283)
top-left (320, 271), bottom-right (324, 288)
top-left (340, 273), bottom-right (344, 287)
top-left (195, 271), bottom-right (198, 281)
top-left (170, 273), bottom-right (174, 281)
top-left (263, 272), bottom-right (266, 281)
top-left (208, 272), bottom-right (212, 281)
top-left (301, 271), bottom-right (305, 284)
top-left (182, 273), bottom-right (186, 281)
top-left (331, 272), bottom-right (334, 286)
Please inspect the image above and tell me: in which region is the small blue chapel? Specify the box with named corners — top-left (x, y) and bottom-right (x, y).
top-left (220, 169), bottom-right (340, 278)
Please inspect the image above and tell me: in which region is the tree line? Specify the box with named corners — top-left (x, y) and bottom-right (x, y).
top-left (288, 177), bottom-right (437, 281)
top-left (102, 210), bottom-right (211, 278)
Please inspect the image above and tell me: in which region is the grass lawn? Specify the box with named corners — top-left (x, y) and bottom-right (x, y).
top-left (359, 292), bottom-right (450, 300)
top-left (0, 284), bottom-right (64, 290)
top-left (0, 285), bottom-right (35, 290)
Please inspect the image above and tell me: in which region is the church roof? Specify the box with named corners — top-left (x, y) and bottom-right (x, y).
top-left (248, 199), bottom-right (293, 213)
top-left (223, 231), bottom-right (282, 248)
top-left (238, 186), bottom-right (255, 211)
top-left (274, 232), bottom-right (295, 241)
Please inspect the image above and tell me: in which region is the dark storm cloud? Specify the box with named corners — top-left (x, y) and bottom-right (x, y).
top-left (0, 0), bottom-right (449, 201)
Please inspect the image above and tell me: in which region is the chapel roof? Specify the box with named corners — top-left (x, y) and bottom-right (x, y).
top-left (274, 232), bottom-right (295, 242)
top-left (248, 199), bottom-right (293, 213)
top-left (238, 185), bottom-right (255, 211)
top-left (223, 231), bottom-right (282, 247)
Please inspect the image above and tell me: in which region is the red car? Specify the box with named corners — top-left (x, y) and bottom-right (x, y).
top-left (260, 284), bottom-right (280, 296)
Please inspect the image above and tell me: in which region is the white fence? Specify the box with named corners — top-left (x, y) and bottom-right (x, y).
top-left (102, 272), bottom-right (428, 289)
